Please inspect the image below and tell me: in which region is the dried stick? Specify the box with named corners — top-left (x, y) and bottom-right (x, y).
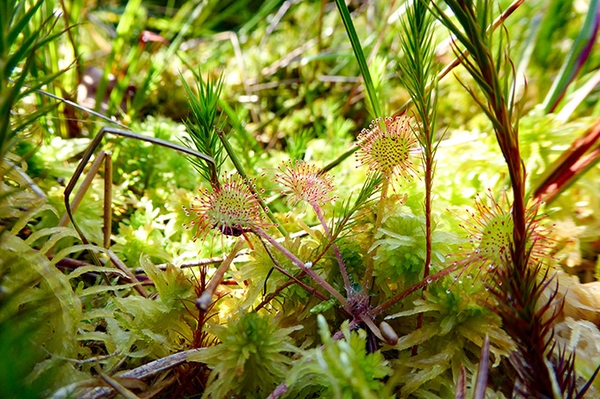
top-left (73, 349), bottom-right (201, 399)
top-left (196, 237), bottom-right (246, 311)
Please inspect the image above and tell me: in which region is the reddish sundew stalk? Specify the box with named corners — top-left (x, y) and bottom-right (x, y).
top-left (371, 263), bottom-right (459, 318)
top-left (355, 116), bottom-right (418, 292)
top-left (362, 177), bottom-right (388, 292)
top-left (274, 159), bottom-right (353, 295)
top-left (312, 204), bottom-right (353, 294)
top-left (252, 226), bottom-right (351, 312)
top-left (184, 170), bottom-right (351, 313)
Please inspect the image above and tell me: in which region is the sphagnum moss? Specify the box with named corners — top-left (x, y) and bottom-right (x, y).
top-left (188, 312), bottom-right (300, 399)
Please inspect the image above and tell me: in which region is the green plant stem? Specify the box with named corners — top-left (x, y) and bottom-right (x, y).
top-left (362, 176), bottom-right (389, 292)
top-left (413, 146), bottom-right (434, 356)
top-left (252, 227), bottom-right (350, 312)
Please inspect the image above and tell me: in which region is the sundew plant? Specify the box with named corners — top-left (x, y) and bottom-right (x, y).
top-left (2, 0), bottom-right (600, 398)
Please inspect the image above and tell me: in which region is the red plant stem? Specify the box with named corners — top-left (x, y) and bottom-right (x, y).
top-left (413, 148), bottom-right (434, 356)
top-left (491, 95), bottom-right (527, 275)
top-left (312, 202), bottom-right (352, 295)
top-left (371, 263), bottom-right (458, 318)
top-left (434, 1), bottom-right (564, 394)
top-left (196, 237), bottom-right (245, 311)
top-left (534, 118), bottom-right (600, 203)
top-left (252, 227), bottom-right (351, 311)
top-left (254, 239), bottom-right (352, 316)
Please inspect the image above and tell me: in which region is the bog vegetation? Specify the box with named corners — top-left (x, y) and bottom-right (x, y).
top-left (2, 0), bottom-right (600, 398)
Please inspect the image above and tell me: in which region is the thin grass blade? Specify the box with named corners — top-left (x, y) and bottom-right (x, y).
top-left (542, 0), bottom-right (600, 113)
top-left (334, 0), bottom-right (381, 119)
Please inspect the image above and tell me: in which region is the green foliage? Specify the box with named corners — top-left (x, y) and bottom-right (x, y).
top-left (532, 0), bottom-right (575, 69)
top-left (77, 257), bottom-right (196, 375)
top-left (285, 315), bottom-right (392, 399)
top-left (92, 0), bottom-right (145, 116)
top-left (189, 311), bottom-right (300, 399)
top-left (0, 0), bottom-right (65, 160)
top-left (181, 71), bottom-right (225, 187)
top-left (0, 209), bottom-right (85, 394)
top-left (333, 0), bottom-right (381, 119)
top-left (386, 283), bottom-right (513, 397)
top-left (111, 116), bottom-right (201, 191)
top-left (4, 0), bottom-right (600, 397)
top-left (371, 197), bottom-right (455, 286)
top-left (111, 198), bottom-right (174, 266)
top-left (0, 308), bottom-right (48, 399)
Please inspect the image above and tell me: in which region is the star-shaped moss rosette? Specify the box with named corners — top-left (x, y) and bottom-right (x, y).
top-left (356, 116), bottom-right (418, 185)
top-left (183, 173), bottom-right (268, 241)
top-left (188, 312), bottom-right (300, 399)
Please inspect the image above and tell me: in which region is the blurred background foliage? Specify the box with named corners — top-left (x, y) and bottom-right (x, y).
top-left (2, 0), bottom-right (600, 397)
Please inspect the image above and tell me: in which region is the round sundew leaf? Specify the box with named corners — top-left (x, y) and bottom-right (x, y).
top-left (356, 116), bottom-right (418, 183)
top-left (183, 173), bottom-right (267, 241)
top-left (274, 159), bottom-right (336, 207)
